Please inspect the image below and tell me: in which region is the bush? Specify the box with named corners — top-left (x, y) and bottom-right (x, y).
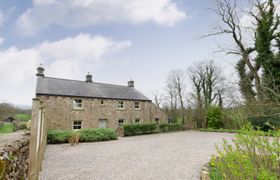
top-left (79, 128), bottom-right (117, 142)
top-left (210, 127), bottom-right (280, 179)
top-left (159, 123), bottom-right (183, 132)
top-left (207, 106), bottom-right (223, 129)
top-left (249, 114), bottom-right (280, 131)
top-left (47, 128), bottom-right (117, 144)
top-left (47, 130), bottom-right (75, 144)
top-left (124, 123), bottom-right (157, 136)
top-left (17, 122), bottom-right (27, 130)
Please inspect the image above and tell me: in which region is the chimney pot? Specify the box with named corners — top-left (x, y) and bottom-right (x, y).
top-left (36, 64), bottom-right (45, 77)
top-left (128, 80), bottom-right (134, 88)
top-left (86, 73), bottom-right (93, 82)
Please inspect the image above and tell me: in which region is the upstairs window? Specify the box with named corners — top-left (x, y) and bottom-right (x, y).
top-left (135, 119), bottom-right (140, 124)
top-left (73, 99), bottom-right (83, 109)
top-left (155, 118), bottom-right (160, 124)
top-left (118, 119), bottom-right (125, 126)
top-left (73, 120), bottom-right (82, 130)
top-left (118, 101), bottom-right (124, 109)
top-left (135, 102), bottom-right (140, 109)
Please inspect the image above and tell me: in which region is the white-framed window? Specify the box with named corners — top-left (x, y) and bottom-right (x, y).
top-left (155, 118), bottom-right (160, 124)
top-left (134, 102), bottom-right (140, 109)
top-left (118, 119), bottom-right (125, 126)
top-left (73, 120), bottom-right (82, 130)
top-left (118, 101), bottom-right (124, 109)
top-left (135, 118), bottom-right (140, 124)
top-left (73, 99), bottom-right (83, 109)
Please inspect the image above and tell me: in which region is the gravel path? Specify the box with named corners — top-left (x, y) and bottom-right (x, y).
top-left (40, 131), bottom-right (235, 180)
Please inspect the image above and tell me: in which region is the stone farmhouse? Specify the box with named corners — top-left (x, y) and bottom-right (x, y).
top-left (32, 66), bottom-right (167, 130)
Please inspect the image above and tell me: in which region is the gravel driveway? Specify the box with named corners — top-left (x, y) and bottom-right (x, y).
top-left (40, 131), bottom-right (235, 180)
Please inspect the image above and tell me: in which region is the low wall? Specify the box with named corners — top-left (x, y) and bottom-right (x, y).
top-left (0, 138), bottom-right (29, 179)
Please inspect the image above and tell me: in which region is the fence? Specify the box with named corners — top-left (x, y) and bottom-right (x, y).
top-left (28, 98), bottom-right (47, 180)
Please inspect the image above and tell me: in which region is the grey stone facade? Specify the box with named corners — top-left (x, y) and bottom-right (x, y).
top-left (32, 66), bottom-right (167, 130)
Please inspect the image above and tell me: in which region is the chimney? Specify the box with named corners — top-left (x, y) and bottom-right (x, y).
top-left (36, 64), bottom-right (45, 77)
top-left (86, 72), bottom-right (92, 82)
top-left (128, 79), bottom-right (134, 88)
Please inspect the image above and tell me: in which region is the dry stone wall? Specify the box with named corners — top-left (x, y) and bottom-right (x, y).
top-left (0, 138), bottom-right (29, 180)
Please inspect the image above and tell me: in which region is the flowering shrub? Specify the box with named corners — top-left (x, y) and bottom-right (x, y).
top-left (210, 127), bottom-right (280, 179)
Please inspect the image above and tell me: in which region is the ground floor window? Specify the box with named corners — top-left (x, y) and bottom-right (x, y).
top-left (73, 120), bottom-right (82, 130)
top-left (118, 119), bottom-right (125, 127)
top-left (135, 118), bottom-right (140, 123)
top-left (155, 118), bottom-right (160, 124)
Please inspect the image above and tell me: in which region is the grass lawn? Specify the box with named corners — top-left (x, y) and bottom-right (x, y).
top-left (0, 124), bottom-right (15, 133)
top-left (15, 113), bottom-right (31, 121)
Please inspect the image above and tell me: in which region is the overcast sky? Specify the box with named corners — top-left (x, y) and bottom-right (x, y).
top-left (0, 0), bottom-right (242, 107)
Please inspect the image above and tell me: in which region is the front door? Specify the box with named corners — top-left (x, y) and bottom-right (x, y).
top-left (99, 119), bottom-right (107, 128)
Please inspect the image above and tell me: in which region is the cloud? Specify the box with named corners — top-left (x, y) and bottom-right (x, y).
top-left (0, 33), bottom-right (131, 105)
top-left (0, 37), bottom-right (4, 45)
top-left (16, 0), bottom-right (186, 35)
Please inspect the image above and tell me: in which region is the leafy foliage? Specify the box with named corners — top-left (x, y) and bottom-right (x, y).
top-left (47, 128), bottom-right (117, 144)
top-left (123, 123), bottom-right (157, 136)
top-left (210, 128), bottom-right (280, 179)
top-left (79, 128), bottom-right (117, 142)
top-left (248, 114), bottom-right (280, 131)
top-left (206, 106), bottom-right (223, 129)
top-left (159, 123), bottom-right (183, 132)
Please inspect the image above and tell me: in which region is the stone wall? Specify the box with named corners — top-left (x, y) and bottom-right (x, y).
top-left (0, 138), bottom-right (29, 180)
top-left (37, 95), bottom-right (167, 130)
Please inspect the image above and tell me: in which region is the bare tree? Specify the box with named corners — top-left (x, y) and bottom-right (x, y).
top-left (188, 60), bottom-right (227, 127)
top-left (151, 91), bottom-right (163, 108)
top-left (166, 69), bottom-right (187, 123)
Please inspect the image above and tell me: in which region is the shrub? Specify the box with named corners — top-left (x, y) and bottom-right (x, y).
top-left (159, 123), bottom-right (183, 132)
top-left (48, 128), bottom-right (117, 144)
top-left (211, 127), bottom-right (280, 179)
top-left (79, 128), bottom-right (117, 142)
top-left (124, 123), bottom-right (157, 136)
top-left (207, 106), bottom-right (223, 129)
top-left (17, 122), bottom-right (27, 130)
top-left (47, 130), bottom-right (75, 144)
top-left (249, 114), bottom-right (280, 131)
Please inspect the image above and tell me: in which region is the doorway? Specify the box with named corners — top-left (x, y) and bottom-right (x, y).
top-left (99, 119), bottom-right (108, 128)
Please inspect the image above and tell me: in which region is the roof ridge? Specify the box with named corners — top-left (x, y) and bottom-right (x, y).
top-left (43, 76), bottom-right (129, 88)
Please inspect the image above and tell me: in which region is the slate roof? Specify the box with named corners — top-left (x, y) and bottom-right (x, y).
top-left (36, 76), bottom-right (151, 101)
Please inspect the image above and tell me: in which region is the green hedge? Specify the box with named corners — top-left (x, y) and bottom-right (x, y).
top-left (124, 123), bottom-right (183, 136)
top-left (249, 114), bottom-right (280, 131)
top-left (159, 123), bottom-right (183, 132)
top-left (124, 123), bottom-right (157, 136)
top-left (47, 128), bottom-right (117, 144)
top-left (79, 128), bottom-right (117, 142)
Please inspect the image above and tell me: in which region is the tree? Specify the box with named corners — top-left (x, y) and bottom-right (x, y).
top-left (210, 0), bottom-right (280, 103)
top-left (188, 60), bottom-right (227, 128)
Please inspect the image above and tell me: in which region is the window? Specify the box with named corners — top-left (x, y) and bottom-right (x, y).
top-left (118, 101), bottom-right (124, 109)
top-left (135, 118), bottom-right (140, 124)
top-left (134, 102), bottom-right (140, 109)
top-left (118, 119), bottom-right (125, 126)
top-left (155, 118), bottom-right (160, 124)
top-left (73, 99), bottom-right (83, 109)
top-left (73, 120), bottom-right (82, 130)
